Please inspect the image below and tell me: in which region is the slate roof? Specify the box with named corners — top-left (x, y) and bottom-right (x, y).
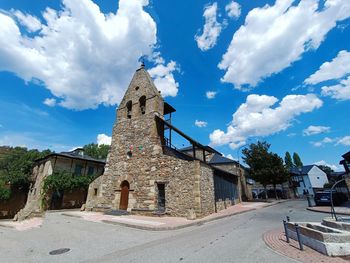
top-left (179, 145), bottom-right (221, 155)
top-left (35, 148), bottom-right (106, 164)
top-left (209, 153), bottom-right (237, 165)
top-left (290, 165), bottom-right (315, 175)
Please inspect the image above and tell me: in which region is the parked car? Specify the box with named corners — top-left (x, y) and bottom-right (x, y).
top-left (257, 189), bottom-right (287, 199)
top-left (314, 190), bottom-right (348, 206)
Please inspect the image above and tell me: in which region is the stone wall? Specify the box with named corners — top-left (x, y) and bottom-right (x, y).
top-left (198, 163), bottom-right (215, 216)
top-left (16, 156), bottom-right (104, 220)
top-left (86, 111), bottom-right (205, 217)
top-left (85, 66), bottom-right (239, 219)
top-left (15, 159), bottom-right (53, 220)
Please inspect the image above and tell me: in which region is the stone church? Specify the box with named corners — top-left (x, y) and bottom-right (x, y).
top-left (86, 64), bottom-right (250, 218)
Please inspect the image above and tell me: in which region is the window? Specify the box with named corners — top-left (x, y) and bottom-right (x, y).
top-left (157, 183), bottom-right (165, 212)
top-left (127, 151), bottom-right (132, 159)
top-left (94, 188), bottom-right (98, 196)
top-left (74, 164), bottom-right (83, 176)
top-left (139, 96), bottom-right (146, 115)
top-left (126, 100), bottom-right (132, 119)
top-left (87, 166), bottom-right (94, 176)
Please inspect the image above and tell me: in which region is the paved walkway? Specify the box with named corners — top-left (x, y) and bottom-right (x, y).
top-left (63, 201), bottom-right (277, 230)
top-left (263, 228), bottom-right (348, 263)
top-left (0, 200), bottom-right (283, 231)
top-left (0, 217), bottom-right (42, 231)
top-left (307, 205), bottom-right (350, 216)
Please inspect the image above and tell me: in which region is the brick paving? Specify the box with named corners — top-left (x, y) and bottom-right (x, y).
top-left (263, 228), bottom-right (348, 263)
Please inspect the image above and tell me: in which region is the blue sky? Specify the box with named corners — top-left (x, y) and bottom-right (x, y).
top-left (0, 0), bottom-right (349, 171)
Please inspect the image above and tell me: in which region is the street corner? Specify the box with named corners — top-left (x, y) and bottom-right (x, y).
top-left (263, 228), bottom-right (348, 263)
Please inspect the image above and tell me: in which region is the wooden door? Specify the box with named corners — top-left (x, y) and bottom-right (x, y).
top-left (119, 185), bottom-right (129, 210)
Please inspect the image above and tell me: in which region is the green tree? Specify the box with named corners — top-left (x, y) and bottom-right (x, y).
top-left (317, 165), bottom-right (334, 176)
top-left (0, 147), bottom-right (51, 199)
top-left (293, 152), bottom-right (303, 168)
top-left (269, 153), bottom-right (289, 199)
top-left (242, 141), bottom-right (288, 199)
top-left (284, 151), bottom-right (293, 170)
top-left (83, 143), bottom-right (109, 159)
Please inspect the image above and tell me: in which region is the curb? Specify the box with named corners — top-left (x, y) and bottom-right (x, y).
top-left (61, 200), bottom-right (285, 231)
top-left (306, 207), bottom-right (350, 216)
top-left (0, 222), bottom-right (15, 229)
top-left (101, 208), bottom-right (257, 231)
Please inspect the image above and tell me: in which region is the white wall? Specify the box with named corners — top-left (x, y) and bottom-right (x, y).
top-left (308, 166), bottom-right (328, 189)
top-left (296, 175), bottom-right (314, 196)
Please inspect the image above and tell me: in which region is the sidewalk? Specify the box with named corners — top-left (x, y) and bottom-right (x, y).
top-left (0, 200), bottom-right (285, 231)
top-left (62, 200), bottom-right (285, 231)
top-left (307, 203), bottom-right (350, 216)
top-left (263, 228), bottom-right (348, 263)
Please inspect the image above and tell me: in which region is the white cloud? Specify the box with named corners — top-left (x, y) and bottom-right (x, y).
top-left (304, 50), bottom-right (350, 85)
top-left (303, 125), bottom-right (330, 136)
top-left (195, 2), bottom-right (222, 51)
top-left (311, 137), bottom-right (334, 147)
top-left (43, 98), bottom-right (57, 107)
top-left (314, 160), bottom-right (342, 172)
top-left (195, 120), bottom-right (208, 128)
top-left (225, 1), bottom-right (241, 19)
top-left (312, 135), bottom-right (350, 147)
top-left (148, 61), bottom-right (179, 97)
top-left (219, 0), bottom-right (350, 89)
top-left (337, 135), bottom-right (350, 146)
top-left (210, 93), bottom-right (323, 149)
top-left (321, 76), bottom-right (350, 100)
top-left (97, 133), bottom-right (111, 146)
top-left (206, 91), bottom-right (217, 99)
top-left (0, 0), bottom-right (177, 110)
top-left (11, 10), bottom-right (42, 32)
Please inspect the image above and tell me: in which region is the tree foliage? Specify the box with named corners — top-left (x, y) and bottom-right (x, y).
top-left (242, 141), bottom-right (289, 198)
top-left (43, 170), bottom-right (96, 193)
top-left (83, 143), bottom-right (109, 159)
top-left (284, 151), bottom-right (293, 169)
top-left (293, 152), bottom-right (303, 168)
top-left (0, 179), bottom-right (11, 200)
top-left (0, 147), bottom-right (51, 199)
top-left (317, 165), bottom-right (334, 176)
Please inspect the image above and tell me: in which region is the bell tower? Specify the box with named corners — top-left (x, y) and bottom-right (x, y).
top-left (86, 64), bottom-right (174, 211)
top-left (116, 63), bottom-right (164, 122)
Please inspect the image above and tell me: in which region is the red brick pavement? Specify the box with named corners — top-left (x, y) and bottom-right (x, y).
top-left (263, 228), bottom-right (349, 263)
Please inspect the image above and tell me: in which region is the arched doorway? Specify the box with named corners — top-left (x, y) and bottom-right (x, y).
top-left (119, 180), bottom-right (129, 210)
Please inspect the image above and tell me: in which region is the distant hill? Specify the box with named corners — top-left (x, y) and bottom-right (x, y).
top-left (0, 146), bottom-right (11, 160)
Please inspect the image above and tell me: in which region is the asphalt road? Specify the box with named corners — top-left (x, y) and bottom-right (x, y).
top-left (0, 200), bottom-right (325, 263)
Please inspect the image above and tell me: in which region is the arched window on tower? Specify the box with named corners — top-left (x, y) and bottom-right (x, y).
top-left (126, 100), bottom-right (132, 119)
top-left (139, 96), bottom-right (146, 115)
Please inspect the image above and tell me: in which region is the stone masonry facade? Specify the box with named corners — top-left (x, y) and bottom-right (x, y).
top-left (85, 65), bottom-right (241, 218)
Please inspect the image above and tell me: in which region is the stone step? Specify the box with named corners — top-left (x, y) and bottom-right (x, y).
top-left (105, 210), bottom-right (129, 216)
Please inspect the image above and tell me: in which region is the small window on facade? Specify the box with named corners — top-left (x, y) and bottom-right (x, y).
top-left (94, 188), bottom-right (98, 196)
top-left (127, 151), bottom-right (132, 159)
top-left (126, 100), bottom-right (132, 119)
top-left (87, 166), bottom-right (94, 176)
top-left (139, 96), bottom-right (146, 115)
top-left (74, 164), bottom-right (83, 176)
top-left (135, 86), bottom-right (139, 91)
